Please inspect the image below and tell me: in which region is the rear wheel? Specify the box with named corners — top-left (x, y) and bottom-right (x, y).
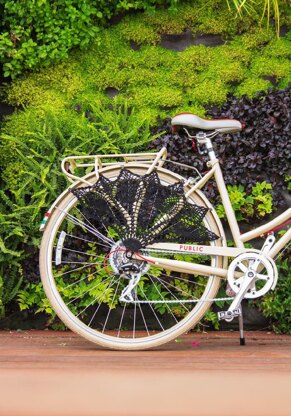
top-left (40, 165), bottom-right (225, 350)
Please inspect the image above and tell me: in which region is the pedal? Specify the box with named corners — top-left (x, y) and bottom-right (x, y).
top-left (218, 308), bottom-right (241, 321)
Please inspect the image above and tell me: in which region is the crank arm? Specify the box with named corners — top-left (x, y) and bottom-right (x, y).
top-left (225, 274), bottom-right (256, 321)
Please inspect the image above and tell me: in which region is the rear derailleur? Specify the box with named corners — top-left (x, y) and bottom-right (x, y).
top-left (118, 263), bottom-right (142, 303)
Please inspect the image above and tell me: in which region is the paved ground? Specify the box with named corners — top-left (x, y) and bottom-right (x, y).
top-left (0, 330), bottom-right (290, 416)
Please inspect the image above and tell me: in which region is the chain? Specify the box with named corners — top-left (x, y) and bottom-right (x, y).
top-left (122, 296), bottom-right (234, 304)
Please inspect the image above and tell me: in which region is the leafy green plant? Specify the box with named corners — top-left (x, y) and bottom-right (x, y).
top-left (0, 268), bottom-right (23, 319)
top-left (0, 1), bottom-right (290, 331)
top-left (1, 102), bottom-right (156, 205)
top-left (18, 282), bottom-right (52, 314)
top-left (202, 310), bottom-right (220, 330)
top-left (251, 182), bottom-right (273, 216)
top-left (259, 252), bottom-right (291, 334)
top-left (0, 103), bottom-right (159, 320)
top-left (216, 182), bottom-right (273, 221)
top-left (236, 78), bottom-right (273, 97)
top-left (2, 2), bottom-right (290, 118)
top-left (0, 0), bottom-right (181, 78)
top-left (285, 175), bottom-right (291, 191)
top-left (0, 0), bottom-right (287, 79)
top-left (227, 0), bottom-right (283, 36)
top-left (117, 18), bottom-right (161, 45)
top-left (0, 188), bottom-right (26, 318)
top-left (3, 14), bottom-right (289, 123)
top-left (0, 0), bottom-right (101, 78)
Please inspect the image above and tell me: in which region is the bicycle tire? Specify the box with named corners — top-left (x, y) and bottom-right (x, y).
top-left (39, 164), bottom-right (226, 350)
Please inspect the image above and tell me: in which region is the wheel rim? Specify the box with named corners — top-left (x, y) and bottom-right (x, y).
top-left (41, 167), bottom-right (223, 348)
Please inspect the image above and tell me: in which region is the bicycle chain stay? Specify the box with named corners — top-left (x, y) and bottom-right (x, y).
top-left (131, 239), bottom-right (278, 305)
top-left (121, 246), bottom-right (234, 304)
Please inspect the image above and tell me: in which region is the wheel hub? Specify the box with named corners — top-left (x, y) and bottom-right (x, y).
top-left (109, 240), bottom-right (150, 275)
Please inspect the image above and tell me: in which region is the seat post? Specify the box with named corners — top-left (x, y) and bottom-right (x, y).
top-left (196, 132), bottom-right (217, 162)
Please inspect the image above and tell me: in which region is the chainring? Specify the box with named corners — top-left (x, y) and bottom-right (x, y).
top-left (227, 252), bottom-right (277, 299)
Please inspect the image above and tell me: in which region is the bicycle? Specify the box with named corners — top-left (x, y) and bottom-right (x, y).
top-left (39, 112), bottom-right (291, 350)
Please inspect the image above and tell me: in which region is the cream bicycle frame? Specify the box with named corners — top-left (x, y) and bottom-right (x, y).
top-left (52, 145), bottom-right (290, 281)
top-left (142, 153), bottom-right (291, 280)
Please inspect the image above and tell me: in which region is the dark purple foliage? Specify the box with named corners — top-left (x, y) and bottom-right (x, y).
top-left (149, 87), bottom-right (290, 208)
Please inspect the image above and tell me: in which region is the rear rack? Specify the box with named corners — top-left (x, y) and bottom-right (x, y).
top-left (61, 147), bottom-right (168, 184)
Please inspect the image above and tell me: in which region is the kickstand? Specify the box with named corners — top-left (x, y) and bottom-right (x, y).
top-left (238, 303), bottom-right (246, 346)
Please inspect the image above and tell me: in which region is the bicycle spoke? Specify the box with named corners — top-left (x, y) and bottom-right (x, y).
top-left (55, 206), bottom-right (113, 246)
top-left (63, 232), bottom-right (96, 245)
top-left (117, 303), bottom-right (127, 337)
top-left (61, 247), bottom-right (103, 258)
top-left (136, 301), bottom-right (150, 336)
top-left (152, 274), bottom-right (191, 312)
top-left (102, 279), bottom-right (121, 333)
top-left (54, 262), bottom-right (97, 278)
top-left (75, 206), bottom-right (109, 240)
top-left (63, 231), bottom-right (111, 250)
top-left (53, 260), bottom-right (100, 265)
top-left (66, 272), bottom-right (113, 306)
top-left (157, 272), bottom-right (199, 300)
top-left (88, 278), bottom-right (118, 327)
top-left (157, 270), bottom-right (205, 287)
top-left (147, 275), bottom-right (178, 324)
top-left (256, 274), bottom-right (269, 281)
top-left (133, 293), bottom-right (137, 338)
top-left (66, 211), bottom-right (113, 246)
top-left (76, 276), bottom-right (116, 318)
top-left (41, 166), bottom-right (224, 347)
top-left (88, 296), bottom-right (107, 328)
top-left (63, 267), bottom-right (106, 290)
top-left (75, 206), bottom-right (114, 246)
top-left (139, 286), bottom-right (164, 331)
top-left (157, 272), bottom-right (196, 299)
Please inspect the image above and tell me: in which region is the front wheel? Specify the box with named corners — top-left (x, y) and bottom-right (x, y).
top-left (40, 165), bottom-right (226, 350)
